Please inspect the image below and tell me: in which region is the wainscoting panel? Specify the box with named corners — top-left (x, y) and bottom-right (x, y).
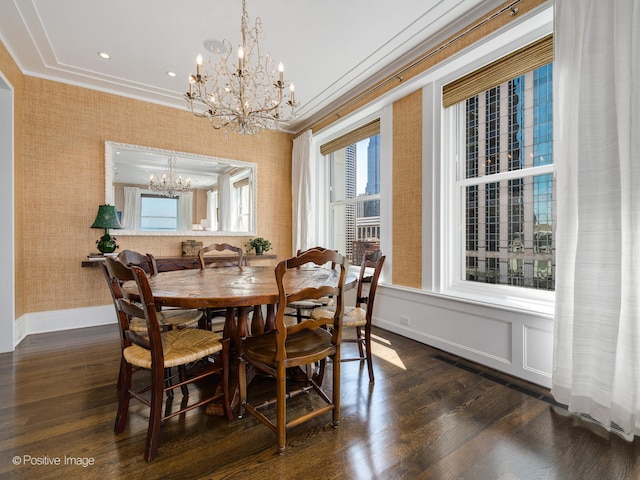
top-left (523, 323), bottom-right (554, 378)
top-left (373, 284), bottom-right (553, 387)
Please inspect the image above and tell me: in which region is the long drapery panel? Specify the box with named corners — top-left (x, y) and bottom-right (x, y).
top-left (552, 0), bottom-right (640, 439)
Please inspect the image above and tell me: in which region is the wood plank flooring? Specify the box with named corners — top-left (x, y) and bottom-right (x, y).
top-left (1, 325), bottom-right (638, 479)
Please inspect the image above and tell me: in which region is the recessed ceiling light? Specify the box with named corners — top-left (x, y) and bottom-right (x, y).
top-left (98, 51), bottom-right (111, 59)
top-left (166, 71), bottom-right (177, 77)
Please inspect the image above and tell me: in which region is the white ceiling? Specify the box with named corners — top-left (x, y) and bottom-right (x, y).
top-left (0, 0), bottom-right (504, 133)
top-left (112, 144), bottom-right (243, 189)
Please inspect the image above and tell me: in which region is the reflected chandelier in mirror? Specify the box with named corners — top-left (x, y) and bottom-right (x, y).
top-left (105, 141), bottom-right (257, 236)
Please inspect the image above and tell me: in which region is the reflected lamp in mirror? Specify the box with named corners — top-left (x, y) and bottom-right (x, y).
top-left (91, 204), bottom-right (123, 254)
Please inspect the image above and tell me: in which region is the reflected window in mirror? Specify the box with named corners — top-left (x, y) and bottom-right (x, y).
top-left (140, 196), bottom-right (179, 231)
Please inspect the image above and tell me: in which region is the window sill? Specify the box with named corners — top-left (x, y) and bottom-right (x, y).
top-left (441, 282), bottom-right (555, 318)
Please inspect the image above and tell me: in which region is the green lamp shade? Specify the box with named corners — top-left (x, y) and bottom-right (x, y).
top-left (91, 205), bottom-right (123, 254)
top-left (91, 204), bottom-right (123, 229)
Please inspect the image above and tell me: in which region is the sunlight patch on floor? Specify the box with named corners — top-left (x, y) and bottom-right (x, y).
top-left (370, 333), bottom-right (406, 371)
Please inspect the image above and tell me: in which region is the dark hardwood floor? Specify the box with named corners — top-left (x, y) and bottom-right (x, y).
top-left (1, 324), bottom-right (638, 479)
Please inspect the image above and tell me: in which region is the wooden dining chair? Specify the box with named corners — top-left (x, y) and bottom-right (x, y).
top-left (115, 249), bottom-right (202, 330)
top-left (197, 243), bottom-right (244, 332)
top-left (100, 262), bottom-right (186, 395)
top-left (284, 247), bottom-right (336, 323)
top-left (198, 243), bottom-right (244, 270)
top-left (105, 257), bottom-right (232, 462)
top-left (310, 250), bottom-right (385, 383)
top-left (117, 249), bottom-right (158, 275)
top-left (238, 249), bottom-right (348, 454)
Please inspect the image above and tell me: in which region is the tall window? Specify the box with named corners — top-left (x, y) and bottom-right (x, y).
top-left (321, 121), bottom-right (381, 265)
top-left (455, 63), bottom-right (554, 291)
top-left (233, 177), bottom-right (251, 232)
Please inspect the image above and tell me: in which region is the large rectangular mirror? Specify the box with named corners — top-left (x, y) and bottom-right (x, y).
top-left (105, 141), bottom-right (257, 236)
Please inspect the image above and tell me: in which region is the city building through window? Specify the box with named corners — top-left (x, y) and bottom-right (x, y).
top-left (454, 62), bottom-right (554, 291)
top-left (326, 130), bottom-right (381, 265)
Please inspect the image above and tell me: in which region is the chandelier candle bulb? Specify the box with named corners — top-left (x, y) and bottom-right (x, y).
top-left (238, 46), bottom-right (244, 71)
top-left (196, 54), bottom-right (202, 77)
top-left (278, 62), bottom-right (284, 83)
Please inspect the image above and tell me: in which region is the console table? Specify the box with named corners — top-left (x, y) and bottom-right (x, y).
top-left (81, 254), bottom-right (276, 271)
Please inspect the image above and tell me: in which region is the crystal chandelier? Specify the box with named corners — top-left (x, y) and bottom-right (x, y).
top-left (184, 0), bottom-right (297, 135)
top-left (148, 157), bottom-right (191, 197)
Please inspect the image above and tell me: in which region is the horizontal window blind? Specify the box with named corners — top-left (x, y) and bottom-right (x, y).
top-left (320, 118), bottom-right (380, 156)
top-left (442, 34), bottom-right (553, 108)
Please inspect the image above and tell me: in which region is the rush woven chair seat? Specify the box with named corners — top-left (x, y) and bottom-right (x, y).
top-left (239, 249), bottom-right (348, 454)
top-left (105, 257), bottom-right (232, 462)
top-left (116, 249), bottom-right (202, 331)
top-left (102, 261), bottom-right (193, 396)
top-left (311, 250), bottom-right (385, 383)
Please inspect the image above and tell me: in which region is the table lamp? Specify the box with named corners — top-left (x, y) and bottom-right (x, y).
top-left (91, 204), bottom-right (123, 254)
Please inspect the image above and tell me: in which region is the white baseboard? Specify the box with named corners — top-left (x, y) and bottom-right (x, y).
top-left (14, 305), bottom-right (115, 347)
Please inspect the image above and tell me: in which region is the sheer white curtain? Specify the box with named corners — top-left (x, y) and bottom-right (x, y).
top-left (123, 186), bottom-right (140, 230)
top-left (178, 191), bottom-right (193, 231)
top-left (219, 173), bottom-right (232, 231)
top-left (552, 0), bottom-right (640, 439)
top-left (206, 190), bottom-right (218, 231)
top-left (292, 130), bottom-right (313, 254)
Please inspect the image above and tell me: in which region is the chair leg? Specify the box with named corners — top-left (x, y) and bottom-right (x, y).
top-left (315, 358), bottom-right (326, 387)
top-left (332, 348), bottom-right (341, 428)
top-left (356, 326), bottom-right (365, 360)
top-left (144, 367), bottom-right (165, 462)
top-left (114, 360), bottom-right (132, 433)
top-left (238, 357), bottom-right (247, 419)
top-left (365, 326), bottom-right (374, 383)
top-left (220, 339), bottom-right (233, 421)
top-left (178, 365), bottom-right (189, 397)
top-left (164, 368), bottom-right (174, 397)
top-left (276, 363), bottom-right (287, 454)
top-left (116, 357), bottom-right (125, 391)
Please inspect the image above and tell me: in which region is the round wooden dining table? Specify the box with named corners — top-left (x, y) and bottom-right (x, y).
top-left (122, 263), bottom-right (354, 416)
top-left (122, 264), bottom-right (351, 352)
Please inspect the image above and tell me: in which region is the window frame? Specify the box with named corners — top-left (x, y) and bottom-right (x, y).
top-left (439, 46), bottom-right (555, 314)
top-left (326, 133), bottom-right (382, 265)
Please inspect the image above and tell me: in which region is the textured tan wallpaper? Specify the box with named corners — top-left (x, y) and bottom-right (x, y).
top-left (20, 77), bottom-right (292, 314)
top-left (392, 90), bottom-right (423, 288)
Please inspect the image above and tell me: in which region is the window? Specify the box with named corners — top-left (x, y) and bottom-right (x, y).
top-left (324, 125), bottom-right (381, 266)
top-left (328, 136), bottom-right (381, 265)
top-left (450, 62), bottom-right (555, 292)
top-left (140, 195), bottom-right (178, 231)
top-left (233, 177), bottom-right (251, 232)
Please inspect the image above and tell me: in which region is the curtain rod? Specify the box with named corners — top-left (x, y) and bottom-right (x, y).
top-left (331, 0), bottom-right (523, 119)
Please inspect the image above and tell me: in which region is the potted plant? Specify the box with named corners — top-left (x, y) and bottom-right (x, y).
top-left (245, 237), bottom-right (272, 256)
